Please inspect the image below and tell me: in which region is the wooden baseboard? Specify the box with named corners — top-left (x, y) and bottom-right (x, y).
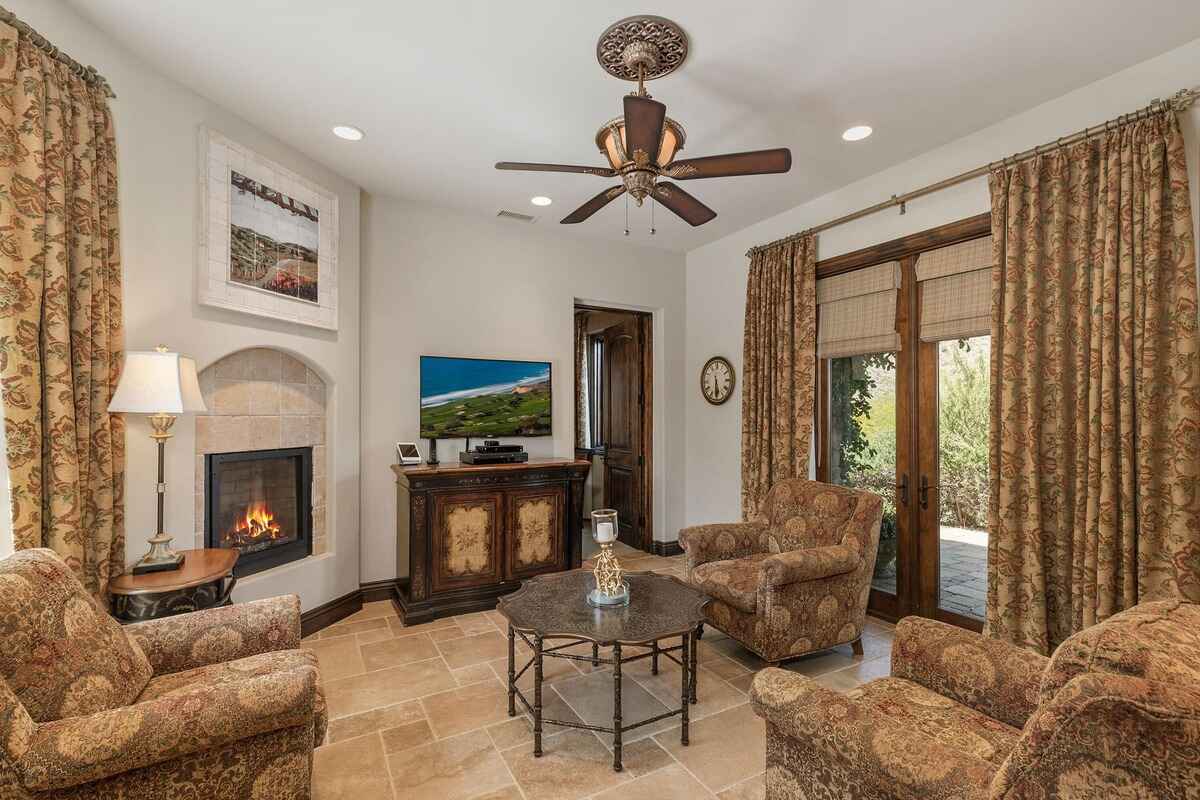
top-left (651, 540), bottom-right (683, 557)
top-left (300, 579), bottom-right (402, 637)
top-left (300, 590), bottom-right (363, 638)
top-left (359, 578), bottom-right (397, 603)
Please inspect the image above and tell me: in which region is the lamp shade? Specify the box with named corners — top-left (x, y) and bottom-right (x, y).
top-left (108, 348), bottom-right (207, 415)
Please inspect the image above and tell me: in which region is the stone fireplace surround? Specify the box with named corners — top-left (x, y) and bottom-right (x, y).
top-left (194, 348), bottom-right (328, 557)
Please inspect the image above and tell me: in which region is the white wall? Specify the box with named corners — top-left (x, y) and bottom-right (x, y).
top-left (685, 38), bottom-right (1200, 527)
top-left (361, 196), bottom-right (687, 582)
top-left (1, 0), bottom-right (363, 610)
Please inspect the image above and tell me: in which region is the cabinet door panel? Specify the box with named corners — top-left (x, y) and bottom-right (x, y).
top-left (431, 491), bottom-right (503, 593)
top-left (507, 486), bottom-right (565, 579)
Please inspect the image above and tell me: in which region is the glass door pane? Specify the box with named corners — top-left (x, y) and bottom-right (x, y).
top-left (827, 352), bottom-right (901, 604)
top-left (934, 336), bottom-right (990, 622)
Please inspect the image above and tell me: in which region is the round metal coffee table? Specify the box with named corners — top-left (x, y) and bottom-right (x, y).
top-left (497, 570), bottom-right (709, 772)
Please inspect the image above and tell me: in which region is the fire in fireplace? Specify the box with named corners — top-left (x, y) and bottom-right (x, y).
top-left (205, 447), bottom-right (312, 576)
top-left (226, 500), bottom-right (284, 552)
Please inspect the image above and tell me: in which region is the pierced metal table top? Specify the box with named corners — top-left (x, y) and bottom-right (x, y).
top-left (497, 570), bottom-right (708, 646)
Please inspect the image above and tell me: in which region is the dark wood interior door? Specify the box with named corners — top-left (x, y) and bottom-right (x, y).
top-left (601, 316), bottom-right (643, 549)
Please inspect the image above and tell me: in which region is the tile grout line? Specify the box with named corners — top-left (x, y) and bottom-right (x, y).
top-left (492, 726), bottom-right (531, 800)
top-left (378, 729), bottom-right (399, 800)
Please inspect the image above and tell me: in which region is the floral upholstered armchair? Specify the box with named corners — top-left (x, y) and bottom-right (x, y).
top-left (678, 479), bottom-right (883, 663)
top-left (0, 548), bottom-right (326, 800)
top-left (752, 599), bottom-right (1200, 799)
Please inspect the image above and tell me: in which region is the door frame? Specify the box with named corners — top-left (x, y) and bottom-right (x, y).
top-left (815, 213), bottom-right (990, 629)
top-left (575, 304), bottom-right (654, 551)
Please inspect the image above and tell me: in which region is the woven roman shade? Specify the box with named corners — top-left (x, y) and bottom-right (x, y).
top-left (816, 261), bottom-right (901, 358)
top-left (915, 236), bottom-right (992, 341)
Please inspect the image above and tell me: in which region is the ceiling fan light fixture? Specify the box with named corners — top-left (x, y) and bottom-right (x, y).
top-left (595, 116), bottom-right (687, 171)
top-left (332, 124), bottom-right (364, 141)
top-left (530, 196), bottom-right (553, 206)
top-left (842, 125), bottom-right (873, 142)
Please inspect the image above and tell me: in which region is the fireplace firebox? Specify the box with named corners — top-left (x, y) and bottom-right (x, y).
top-left (205, 447), bottom-right (313, 577)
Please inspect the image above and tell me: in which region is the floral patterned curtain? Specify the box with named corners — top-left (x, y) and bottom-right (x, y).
top-left (0, 22), bottom-right (125, 597)
top-left (741, 235), bottom-right (817, 518)
top-left (987, 111), bottom-right (1200, 653)
top-left (574, 310), bottom-right (589, 448)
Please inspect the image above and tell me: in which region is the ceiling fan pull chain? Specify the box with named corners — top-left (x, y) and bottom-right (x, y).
top-left (650, 196), bottom-right (656, 235)
top-left (624, 192), bottom-right (630, 236)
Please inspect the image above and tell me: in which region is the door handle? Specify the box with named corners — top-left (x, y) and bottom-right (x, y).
top-left (898, 475), bottom-right (909, 506)
top-left (919, 475), bottom-right (937, 510)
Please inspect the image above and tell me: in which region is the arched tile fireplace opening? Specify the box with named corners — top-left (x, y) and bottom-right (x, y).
top-left (194, 348), bottom-right (327, 575)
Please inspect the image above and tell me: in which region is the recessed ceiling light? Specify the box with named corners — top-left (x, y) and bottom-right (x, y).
top-left (842, 125), bottom-right (873, 142)
top-left (530, 196), bottom-right (553, 207)
top-left (332, 125), bottom-right (364, 141)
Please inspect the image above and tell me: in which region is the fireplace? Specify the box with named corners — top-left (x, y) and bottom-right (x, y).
top-left (205, 447), bottom-right (313, 576)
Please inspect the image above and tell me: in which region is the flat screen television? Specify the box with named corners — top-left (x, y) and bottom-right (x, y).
top-left (420, 355), bottom-right (552, 438)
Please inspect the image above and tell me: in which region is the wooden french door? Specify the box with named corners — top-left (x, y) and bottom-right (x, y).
top-left (817, 215), bottom-right (991, 630)
top-left (600, 314), bottom-right (646, 550)
top-left (915, 334), bottom-right (991, 631)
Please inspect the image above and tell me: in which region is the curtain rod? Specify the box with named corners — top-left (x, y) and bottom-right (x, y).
top-left (746, 86), bottom-right (1199, 257)
top-left (0, 5), bottom-right (115, 98)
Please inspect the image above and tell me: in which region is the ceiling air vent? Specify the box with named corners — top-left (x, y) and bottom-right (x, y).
top-left (497, 209), bottom-right (536, 223)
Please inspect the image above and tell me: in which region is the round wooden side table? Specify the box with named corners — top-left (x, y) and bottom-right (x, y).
top-left (109, 548), bottom-right (238, 623)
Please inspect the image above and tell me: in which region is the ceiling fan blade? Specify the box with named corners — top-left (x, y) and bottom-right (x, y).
top-left (662, 148), bottom-right (792, 179)
top-left (623, 95), bottom-right (666, 168)
top-left (653, 182), bottom-right (717, 226)
top-left (654, 182), bottom-right (717, 227)
top-left (561, 186), bottom-right (626, 224)
top-left (495, 161), bottom-right (615, 177)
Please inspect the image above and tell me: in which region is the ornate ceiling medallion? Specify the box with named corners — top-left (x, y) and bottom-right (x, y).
top-left (596, 15), bottom-right (689, 82)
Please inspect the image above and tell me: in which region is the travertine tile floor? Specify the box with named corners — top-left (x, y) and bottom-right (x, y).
top-left (304, 544), bottom-right (896, 800)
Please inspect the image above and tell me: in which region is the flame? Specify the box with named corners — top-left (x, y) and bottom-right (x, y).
top-left (229, 500), bottom-right (282, 542)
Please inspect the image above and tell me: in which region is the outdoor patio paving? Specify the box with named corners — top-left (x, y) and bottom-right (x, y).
top-left (870, 527), bottom-right (988, 620)
top-left (938, 534), bottom-right (987, 619)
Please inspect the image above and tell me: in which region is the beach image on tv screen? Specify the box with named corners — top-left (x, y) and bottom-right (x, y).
top-left (420, 356), bottom-right (552, 438)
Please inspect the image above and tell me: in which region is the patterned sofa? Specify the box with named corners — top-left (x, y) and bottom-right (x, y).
top-left (679, 479), bottom-right (883, 663)
top-left (0, 548), bottom-right (326, 799)
top-left (751, 599), bottom-right (1200, 799)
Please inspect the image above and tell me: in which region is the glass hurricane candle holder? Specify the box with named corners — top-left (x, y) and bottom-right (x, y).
top-left (588, 509), bottom-right (630, 607)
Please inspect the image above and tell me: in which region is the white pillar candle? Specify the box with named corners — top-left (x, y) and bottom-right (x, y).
top-left (595, 521), bottom-right (615, 543)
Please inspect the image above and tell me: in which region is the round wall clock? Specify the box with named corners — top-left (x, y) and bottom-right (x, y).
top-left (700, 356), bottom-right (735, 405)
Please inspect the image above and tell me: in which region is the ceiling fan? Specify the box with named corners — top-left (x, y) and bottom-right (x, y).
top-left (496, 15), bottom-right (792, 228)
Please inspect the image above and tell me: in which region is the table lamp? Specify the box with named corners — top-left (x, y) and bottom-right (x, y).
top-left (108, 346), bottom-right (207, 574)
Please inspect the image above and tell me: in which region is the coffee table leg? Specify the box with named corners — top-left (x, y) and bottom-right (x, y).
top-left (680, 632), bottom-right (690, 746)
top-left (507, 625), bottom-right (516, 716)
top-left (533, 635), bottom-right (543, 757)
top-left (689, 625), bottom-right (699, 704)
top-left (651, 639), bottom-right (659, 675)
top-left (612, 642), bottom-right (623, 772)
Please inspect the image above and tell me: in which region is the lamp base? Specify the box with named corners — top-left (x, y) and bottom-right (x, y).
top-left (132, 552), bottom-right (186, 575)
top-left (132, 532), bottom-right (185, 575)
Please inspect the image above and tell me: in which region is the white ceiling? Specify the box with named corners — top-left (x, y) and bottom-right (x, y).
top-left (70, 1), bottom-right (1200, 252)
